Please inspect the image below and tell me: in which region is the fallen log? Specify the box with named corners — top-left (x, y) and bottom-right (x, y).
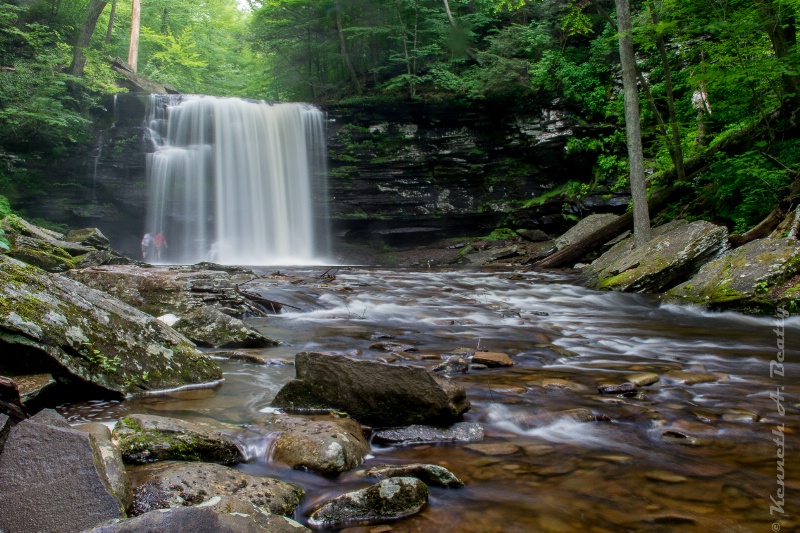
top-left (536, 187), bottom-right (678, 268)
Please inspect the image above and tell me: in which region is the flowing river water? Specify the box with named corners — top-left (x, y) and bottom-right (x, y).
top-left (57, 267), bottom-right (799, 532)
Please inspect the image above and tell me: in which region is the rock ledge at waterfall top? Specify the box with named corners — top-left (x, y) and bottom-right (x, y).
top-left (271, 352), bottom-right (470, 427)
top-left (0, 254), bottom-right (222, 396)
top-left (585, 219), bottom-right (728, 293)
top-left (665, 236), bottom-right (800, 313)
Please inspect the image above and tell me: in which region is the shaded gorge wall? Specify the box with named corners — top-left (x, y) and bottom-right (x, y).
top-left (13, 96), bottom-right (624, 259)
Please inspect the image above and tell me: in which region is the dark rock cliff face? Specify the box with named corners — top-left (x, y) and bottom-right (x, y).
top-left (15, 96), bottom-right (612, 257)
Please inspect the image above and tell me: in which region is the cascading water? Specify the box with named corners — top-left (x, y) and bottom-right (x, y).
top-left (145, 95), bottom-right (330, 265)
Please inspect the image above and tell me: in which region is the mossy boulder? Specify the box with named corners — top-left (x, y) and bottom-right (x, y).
top-left (112, 414), bottom-right (244, 464)
top-left (665, 237), bottom-right (800, 313)
top-left (586, 220), bottom-right (728, 293)
top-left (251, 413), bottom-right (369, 477)
top-left (0, 255), bottom-right (222, 396)
top-left (172, 306), bottom-right (278, 348)
top-left (2, 215), bottom-right (93, 272)
top-left (129, 461), bottom-right (305, 516)
top-left (271, 352), bottom-right (470, 427)
top-left (308, 477), bottom-right (428, 528)
top-left (367, 463), bottom-right (464, 488)
top-left (66, 227), bottom-right (111, 250)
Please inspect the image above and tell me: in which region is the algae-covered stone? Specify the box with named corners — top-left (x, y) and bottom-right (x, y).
top-left (2, 215), bottom-right (94, 272)
top-left (112, 414), bottom-right (244, 464)
top-left (66, 227), bottom-right (111, 250)
top-left (130, 461), bottom-right (304, 516)
top-left (0, 255), bottom-right (222, 396)
top-left (173, 306), bottom-right (279, 348)
top-left (367, 463), bottom-right (464, 488)
top-left (586, 220), bottom-right (728, 293)
top-left (308, 477), bottom-right (428, 528)
top-left (666, 237), bottom-right (800, 312)
top-left (252, 413), bottom-right (369, 477)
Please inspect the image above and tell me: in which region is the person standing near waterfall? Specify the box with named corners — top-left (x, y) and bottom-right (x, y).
top-left (141, 232), bottom-right (153, 260)
top-left (154, 232), bottom-right (167, 260)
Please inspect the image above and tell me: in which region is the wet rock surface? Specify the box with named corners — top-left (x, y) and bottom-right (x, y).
top-left (367, 463), bottom-right (464, 487)
top-left (251, 413), bottom-right (369, 477)
top-left (112, 414), bottom-right (244, 464)
top-left (372, 422), bottom-right (485, 445)
top-left (0, 255), bottom-right (222, 396)
top-left (271, 352), bottom-right (470, 426)
top-left (308, 476), bottom-right (429, 528)
top-left (75, 422), bottom-right (134, 512)
top-left (555, 213), bottom-right (619, 250)
top-left (0, 410), bottom-right (125, 533)
top-left (130, 461), bottom-right (304, 516)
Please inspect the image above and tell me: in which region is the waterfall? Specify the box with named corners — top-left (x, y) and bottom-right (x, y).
top-left (145, 95), bottom-right (330, 265)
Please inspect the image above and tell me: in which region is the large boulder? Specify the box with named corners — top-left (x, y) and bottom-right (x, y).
top-left (130, 461), bottom-right (304, 517)
top-left (666, 237), bottom-right (800, 313)
top-left (308, 477), bottom-right (429, 528)
top-left (88, 503), bottom-right (309, 533)
top-left (586, 219), bottom-right (728, 292)
top-left (172, 306), bottom-right (278, 348)
top-left (0, 255), bottom-right (222, 396)
top-left (112, 414), bottom-right (244, 464)
top-left (555, 213), bottom-right (619, 250)
top-left (271, 352), bottom-right (470, 427)
top-left (252, 413), bottom-right (369, 477)
top-left (0, 410), bottom-right (125, 533)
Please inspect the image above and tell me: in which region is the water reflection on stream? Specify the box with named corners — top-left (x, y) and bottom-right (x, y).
top-left (59, 268), bottom-right (799, 532)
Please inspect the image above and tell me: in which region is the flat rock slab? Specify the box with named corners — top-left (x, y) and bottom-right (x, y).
top-left (372, 422), bottom-right (484, 446)
top-left (555, 213), bottom-right (619, 250)
top-left (113, 414), bottom-right (244, 464)
top-left (130, 461), bottom-right (304, 517)
top-left (11, 372), bottom-right (56, 402)
top-left (309, 477), bottom-right (429, 528)
top-left (472, 352), bottom-right (514, 367)
top-left (0, 412), bottom-right (125, 533)
top-left (587, 219), bottom-right (728, 293)
top-left (271, 352), bottom-right (470, 427)
top-left (252, 413), bottom-right (369, 477)
top-left (367, 463), bottom-right (464, 488)
top-left (626, 372), bottom-right (660, 386)
top-left (0, 255), bottom-right (222, 396)
top-left (667, 236), bottom-right (800, 312)
top-left (88, 502), bottom-right (310, 532)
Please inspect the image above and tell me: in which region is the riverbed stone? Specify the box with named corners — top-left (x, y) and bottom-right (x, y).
top-left (367, 463), bottom-right (464, 487)
top-left (472, 352), bottom-right (514, 367)
top-left (271, 352), bottom-right (470, 427)
top-left (587, 219), bottom-right (728, 293)
top-left (662, 370), bottom-right (719, 385)
top-left (308, 477), bottom-right (429, 528)
top-left (252, 413), bottom-right (369, 477)
top-left (0, 411), bottom-right (125, 533)
top-left (372, 422), bottom-right (484, 445)
top-left (626, 372), bottom-right (660, 386)
top-left (666, 236), bottom-right (800, 313)
top-left (112, 414), bottom-right (244, 464)
top-left (0, 255), bottom-right (222, 396)
top-left (555, 213), bottom-right (619, 250)
top-left (75, 422), bottom-right (134, 512)
top-left (130, 461), bottom-right (304, 516)
top-left (172, 306), bottom-right (278, 348)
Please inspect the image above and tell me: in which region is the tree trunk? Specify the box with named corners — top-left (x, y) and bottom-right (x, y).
top-left (67, 0), bottom-right (109, 78)
top-left (104, 0), bottom-right (117, 49)
top-left (536, 187), bottom-right (676, 268)
top-left (128, 0), bottom-right (141, 73)
top-left (442, 0), bottom-right (479, 62)
top-left (615, 0), bottom-right (651, 246)
top-left (756, 0), bottom-right (800, 110)
top-left (335, 0), bottom-right (361, 95)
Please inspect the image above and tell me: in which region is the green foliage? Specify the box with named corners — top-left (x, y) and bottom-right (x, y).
top-left (81, 341), bottom-right (121, 373)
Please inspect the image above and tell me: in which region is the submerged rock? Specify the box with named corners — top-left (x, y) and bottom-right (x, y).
top-left (308, 477), bottom-right (429, 528)
top-left (587, 219), bottom-right (728, 293)
top-left (372, 422), bottom-right (484, 446)
top-left (367, 464), bottom-right (464, 488)
top-left (666, 236), bottom-right (800, 313)
top-left (130, 461), bottom-right (304, 516)
top-left (112, 414), bottom-right (244, 464)
top-left (0, 410), bottom-right (125, 533)
top-left (252, 413), bottom-right (369, 477)
top-left (0, 255), bottom-right (222, 396)
top-left (271, 352), bottom-right (470, 427)
top-left (471, 352), bottom-right (514, 367)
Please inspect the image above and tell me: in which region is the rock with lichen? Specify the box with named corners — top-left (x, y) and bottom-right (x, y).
top-left (308, 477), bottom-right (429, 528)
top-left (0, 255), bottom-right (222, 396)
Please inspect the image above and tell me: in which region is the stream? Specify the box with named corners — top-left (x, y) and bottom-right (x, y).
top-left (57, 267), bottom-right (799, 532)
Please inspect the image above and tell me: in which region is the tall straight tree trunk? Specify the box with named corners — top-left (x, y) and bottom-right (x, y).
top-left (334, 0), bottom-right (361, 95)
top-left (442, 0), bottom-right (478, 62)
top-left (128, 0), bottom-right (141, 73)
top-left (756, 0), bottom-right (800, 110)
top-left (615, 0), bottom-right (651, 246)
top-left (67, 0), bottom-right (109, 78)
top-left (104, 0), bottom-right (117, 49)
